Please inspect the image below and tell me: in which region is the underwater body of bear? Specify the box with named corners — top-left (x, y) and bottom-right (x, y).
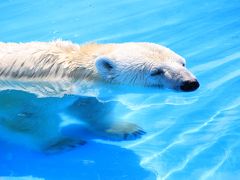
top-left (0, 40), bottom-right (199, 152)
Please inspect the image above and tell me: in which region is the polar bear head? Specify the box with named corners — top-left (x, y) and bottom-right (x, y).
top-left (95, 42), bottom-right (199, 92)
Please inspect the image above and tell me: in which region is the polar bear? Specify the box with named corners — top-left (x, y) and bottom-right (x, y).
top-left (0, 40), bottom-right (199, 152)
top-left (0, 40), bottom-right (199, 91)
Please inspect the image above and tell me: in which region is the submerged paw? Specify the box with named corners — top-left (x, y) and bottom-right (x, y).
top-left (105, 122), bottom-right (146, 141)
top-left (43, 137), bottom-right (86, 154)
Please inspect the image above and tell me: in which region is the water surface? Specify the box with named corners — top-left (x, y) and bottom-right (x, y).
top-left (0, 0), bottom-right (240, 180)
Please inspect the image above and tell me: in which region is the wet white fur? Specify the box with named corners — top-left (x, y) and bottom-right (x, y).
top-left (0, 40), bottom-right (196, 91)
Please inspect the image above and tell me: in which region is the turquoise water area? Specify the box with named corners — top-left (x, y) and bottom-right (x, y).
top-left (0, 0), bottom-right (240, 180)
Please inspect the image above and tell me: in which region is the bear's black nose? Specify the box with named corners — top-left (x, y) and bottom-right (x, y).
top-left (180, 80), bottom-right (200, 92)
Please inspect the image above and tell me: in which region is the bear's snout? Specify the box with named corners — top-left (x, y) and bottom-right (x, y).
top-left (180, 79), bottom-right (200, 92)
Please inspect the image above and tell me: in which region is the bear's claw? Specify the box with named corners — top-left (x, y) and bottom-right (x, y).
top-left (123, 129), bottom-right (146, 140)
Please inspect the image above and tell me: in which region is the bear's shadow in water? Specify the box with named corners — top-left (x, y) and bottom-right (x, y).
top-left (0, 140), bottom-right (155, 180)
top-left (0, 90), bottom-right (155, 179)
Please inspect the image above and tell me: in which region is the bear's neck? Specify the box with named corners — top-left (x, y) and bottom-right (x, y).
top-left (69, 43), bottom-right (115, 82)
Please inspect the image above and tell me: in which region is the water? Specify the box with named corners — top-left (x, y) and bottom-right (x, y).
top-left (0, 0), bottom-right (240, 179)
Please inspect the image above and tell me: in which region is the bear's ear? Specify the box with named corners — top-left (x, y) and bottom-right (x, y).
top-left (95, 57), bottom-right (115, 77)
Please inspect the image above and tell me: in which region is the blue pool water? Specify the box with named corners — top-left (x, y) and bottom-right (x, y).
top-left (0, 0), bottom-right (240, 180)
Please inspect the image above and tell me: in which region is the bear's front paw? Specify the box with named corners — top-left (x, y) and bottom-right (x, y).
top-left (43, 137), bottom-right (86, 154)
top-left (104, 122), bottom-right (146, 141)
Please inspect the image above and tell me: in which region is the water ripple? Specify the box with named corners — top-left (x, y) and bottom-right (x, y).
top-left (200, 141), bottom-right (240, 180)
top-left (192, 52), bottom-right (240, 74)
top-left (138, 98), bottom-right (240, 179)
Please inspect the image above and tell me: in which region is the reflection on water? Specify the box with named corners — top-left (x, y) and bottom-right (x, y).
top-left (1, 0), bottom-right (240, 179)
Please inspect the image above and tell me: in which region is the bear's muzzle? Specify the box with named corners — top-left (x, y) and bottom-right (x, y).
top-left (180, 79), bottom-right (200, 92)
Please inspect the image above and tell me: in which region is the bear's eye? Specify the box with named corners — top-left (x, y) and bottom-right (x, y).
top-left (150, 68), bottom-right (164, 76)
top-left (182, 63), bottom-right (185, 67)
